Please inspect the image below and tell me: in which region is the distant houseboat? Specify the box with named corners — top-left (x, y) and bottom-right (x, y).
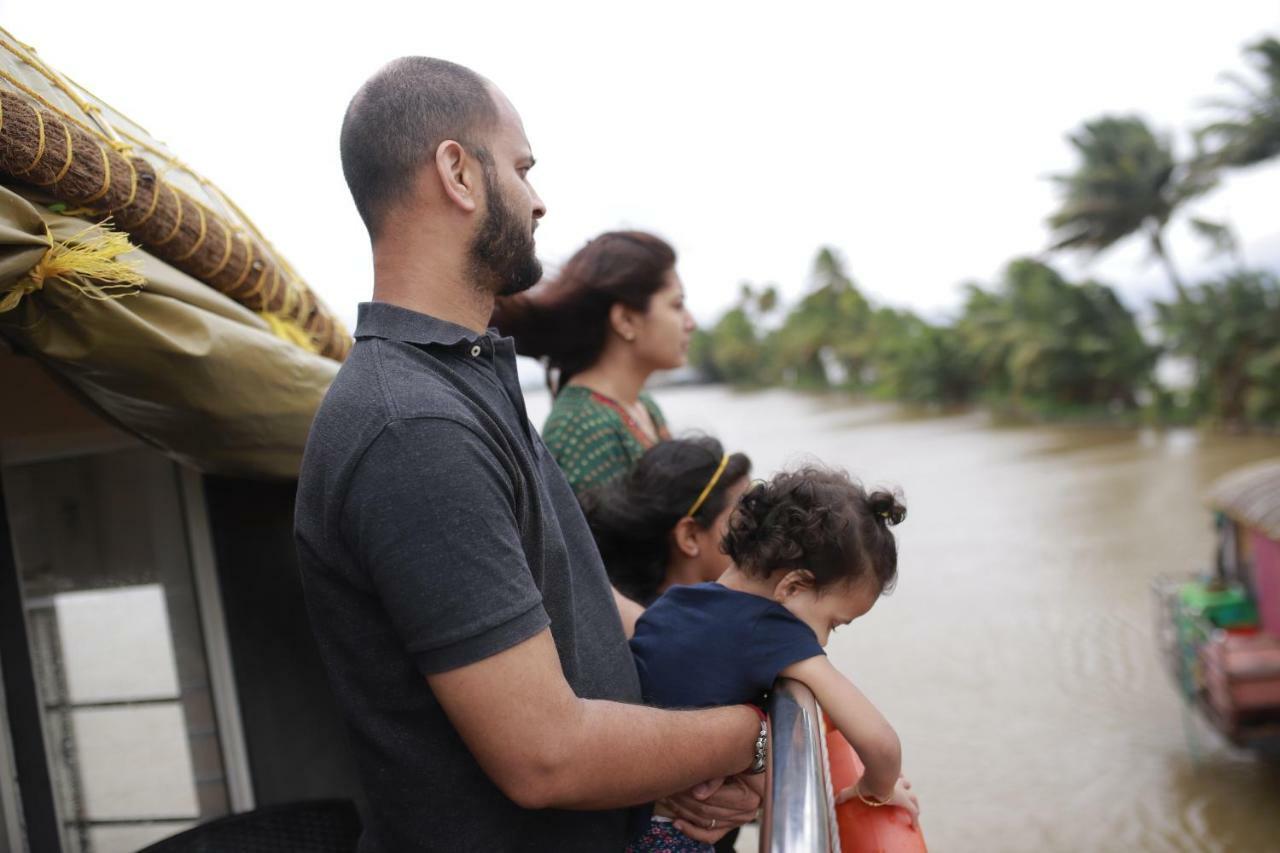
top-left (1155, 457), bottom-right (1280, 753)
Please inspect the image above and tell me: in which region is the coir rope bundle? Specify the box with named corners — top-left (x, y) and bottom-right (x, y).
top-left (0, 34), bottom-right (349, 360)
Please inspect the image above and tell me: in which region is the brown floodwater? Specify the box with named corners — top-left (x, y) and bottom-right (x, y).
top-left (528, 385), bottom-right (1280, 853)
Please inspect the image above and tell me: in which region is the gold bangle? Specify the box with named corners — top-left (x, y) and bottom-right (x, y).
top-left (857, 791), bottom-right (890, 807)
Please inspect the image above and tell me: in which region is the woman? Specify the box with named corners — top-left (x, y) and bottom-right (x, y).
top-left (492, 231), bottom-right (696, 492)
top-left (579, 436), bottom-right (752, 606)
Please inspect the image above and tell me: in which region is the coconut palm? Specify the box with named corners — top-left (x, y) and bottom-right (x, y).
top-left (1200, 36), bottom-right (1280, 170)
top-left (957, 259), bottom-right (1154, 410)
top-left (1047, 116), bottom-right (1215, 302)
top-left (770, 248), bottom-right (875, 389)
top-left (1157, 270), bottom-right (1280, 428)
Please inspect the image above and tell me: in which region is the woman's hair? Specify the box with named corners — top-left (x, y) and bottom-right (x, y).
top-left (580, 436), bottom-right (752, 605)
top-left (490, 231), bottom-right (677, 392)
top-left (723, 467), bottom-right (906, 593)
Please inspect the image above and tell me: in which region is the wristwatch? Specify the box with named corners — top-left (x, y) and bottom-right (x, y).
top-left (749, 718), bottom-right (768, 774)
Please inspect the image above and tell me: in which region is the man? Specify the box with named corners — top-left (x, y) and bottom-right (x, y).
top-left (295, 58), bottom-right (764, 852)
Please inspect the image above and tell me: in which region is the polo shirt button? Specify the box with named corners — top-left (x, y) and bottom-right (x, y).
top-left (470, 345), bottom-right (482, 357)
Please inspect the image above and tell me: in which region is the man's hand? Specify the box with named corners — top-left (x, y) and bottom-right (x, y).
top-left (661, 773), bottom-right (764, 843)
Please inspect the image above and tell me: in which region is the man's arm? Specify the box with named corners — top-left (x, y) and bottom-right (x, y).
top-left (429, 629), bottom-right (759, 810)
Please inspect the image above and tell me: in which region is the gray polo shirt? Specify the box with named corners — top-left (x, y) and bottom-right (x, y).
top-left (295, 301), bottom-right (642, 852)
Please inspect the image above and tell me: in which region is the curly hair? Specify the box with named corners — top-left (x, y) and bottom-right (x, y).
top-left (723, 467), bottom-right (905, 592)
top-left (579, 436), bottom-right (751, 605)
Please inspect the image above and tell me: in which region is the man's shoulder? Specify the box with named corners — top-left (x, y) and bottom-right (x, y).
top-left (301, 341), bottom-right (498, 499)
top-left (318, 340), bottom-right (486, 434)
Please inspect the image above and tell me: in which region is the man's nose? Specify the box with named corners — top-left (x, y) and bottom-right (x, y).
top-left (531, 188), bottom-right (547, 220)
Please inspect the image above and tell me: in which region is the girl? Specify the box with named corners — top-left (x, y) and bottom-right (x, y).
top-left (580, 436), bottom-right (752, 605)
top-left (491, 231), bottom-right (694, 492)
top-left (628, 466), bottom-right (919, 851)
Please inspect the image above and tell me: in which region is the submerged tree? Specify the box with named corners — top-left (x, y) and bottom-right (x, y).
top-left (1200, 36), bottom-right (1280, 170)
top-left (1158, 270), bottom-right (1280, 428)
top-left (1047, 115), bottom-right (1216, 302)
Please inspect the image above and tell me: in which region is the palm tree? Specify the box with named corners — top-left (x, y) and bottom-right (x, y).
top-left (1200, 36), bottom-right (1280, 170)
top-left (1047, 116), bottom-right (1215, 302)
top-left (957, 259), bottom-right (1154, 409)
top-left (1157, 270), bottom-right (1280, 428)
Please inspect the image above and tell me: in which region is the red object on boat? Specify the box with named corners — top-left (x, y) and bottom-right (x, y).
top-left (1252, 533), bottom-right (1280, 639)
top-left (826, 723), bottom-right (928, 853)
top-left (1201, 631), bottom-right (1280, 714)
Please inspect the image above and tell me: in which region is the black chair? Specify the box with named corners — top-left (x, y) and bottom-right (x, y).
top-left (136, 799), bottom-right (361, 853)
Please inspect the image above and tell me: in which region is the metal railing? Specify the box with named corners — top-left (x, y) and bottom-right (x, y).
top-left (760, 678), bottom-right (838, 852)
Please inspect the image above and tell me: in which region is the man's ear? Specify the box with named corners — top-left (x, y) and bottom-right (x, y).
top-left (433, 139), bottom-right (480, 212)
top-left (772, 569), bottom-right (816, 601)
top-left (672, 517), bottom-right (701, 558)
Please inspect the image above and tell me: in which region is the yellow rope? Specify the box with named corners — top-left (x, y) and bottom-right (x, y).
top-left (0, 34), bottom-right (125, 146)
top-left (128, 165), bottom-right (163, 227)
top-left (244, 260), bottom-right (271, 301)
top-left (81, 142), bottom-right (112, 204)
top-left (0, 44), bottom-right (281, 267)
top-left (206, 224), bottom-right (234, 278)
top-left (13, 101), bottom-right (44, 174)
top-left (173, 204), bottom-right (207, 261)
top-left (260, 312), bottom-right (321, 353)
top-left (154, 185), bottom-right (184, 245)
top-left (226, 240), bottom-right (256, 293)
top-left (120, 156), bottom-right (138, 208)
top-left (268, 266), bottom-right (283, 308)
top-left (48, 118), bottom-right (73, 185)
top-left (0, 221), bottom-right (144, 313)
top-left (0, 69), bottom-right (123, 152)
top-left (0, 30), bottom-right (346, 353)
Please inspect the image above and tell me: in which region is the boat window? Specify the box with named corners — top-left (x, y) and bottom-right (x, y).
top-left (2, 450), bottom-right (232, 853)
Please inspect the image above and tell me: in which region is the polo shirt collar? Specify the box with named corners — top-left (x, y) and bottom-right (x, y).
top-left (354, 301), bottom-right (488, 347)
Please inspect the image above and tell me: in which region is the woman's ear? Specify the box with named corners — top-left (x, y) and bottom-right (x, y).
top-left (672, 517), bottom-right (701, 558)
top-left (609, 302), bottom-right (638, 342)
top-left (772, 569), bottom-right (816, 601)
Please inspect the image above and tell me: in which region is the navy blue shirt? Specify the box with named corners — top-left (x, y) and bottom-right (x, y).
top-left (295, 302), bottom-right (641, 852)
top-left (630, 583), bottom-right (825, 709)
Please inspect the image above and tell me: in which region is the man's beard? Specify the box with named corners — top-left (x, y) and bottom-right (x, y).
top-left (468, 165), bottom-right (542, 297)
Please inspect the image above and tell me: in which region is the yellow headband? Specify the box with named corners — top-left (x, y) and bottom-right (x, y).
top-left (686, 454), bottom-right (731, 518)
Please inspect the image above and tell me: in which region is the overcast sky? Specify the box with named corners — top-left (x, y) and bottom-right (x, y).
top-left (6, 1), bottom-right (1280, 333)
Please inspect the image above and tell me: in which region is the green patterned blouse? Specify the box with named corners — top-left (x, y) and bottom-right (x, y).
top-left (542, 385), bottom-right (671, 493)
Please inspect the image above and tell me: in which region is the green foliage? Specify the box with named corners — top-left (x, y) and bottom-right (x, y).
top-left (1157, 270), bottom-right (1280, 426)
top-left (956, 259), bottom-right (1155, 409)
top-left (694, 252), bottom-right (1153, 416)
top-left (684, 35), bottom-right (1280, 429)
top-left (705, 306), bottom-right (767, 385)
top-left (868, 308), bottom-right (978, 405)
top-left (769, 248), bottom-right (875, 389)
top-left (1200, 37), bottom-right (1280, 170)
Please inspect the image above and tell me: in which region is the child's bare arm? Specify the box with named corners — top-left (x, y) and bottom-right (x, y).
top-left (780, 655), bottom-right (901, 801)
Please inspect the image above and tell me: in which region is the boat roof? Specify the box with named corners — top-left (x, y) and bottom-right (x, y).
top-left (1208, 458), bottom-right (1280, 540)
